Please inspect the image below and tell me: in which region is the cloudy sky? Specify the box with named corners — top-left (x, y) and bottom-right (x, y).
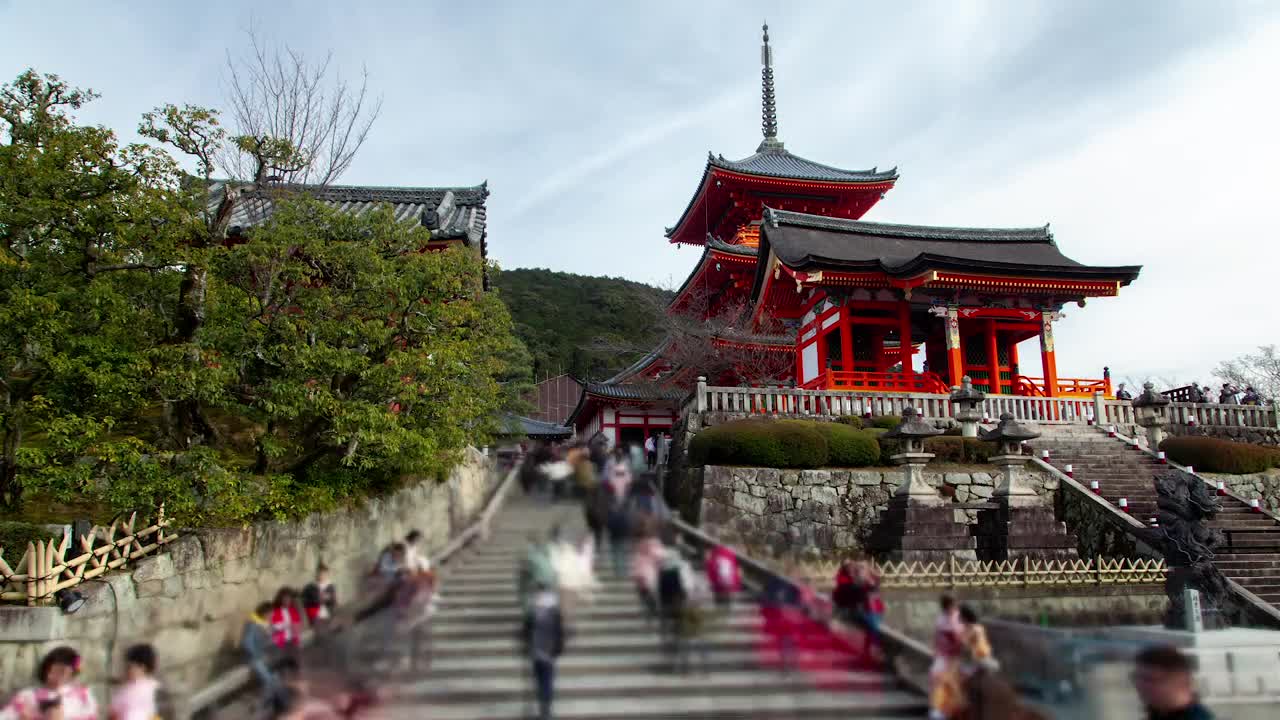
top-left (2, 1), bottom-right (1278, 386)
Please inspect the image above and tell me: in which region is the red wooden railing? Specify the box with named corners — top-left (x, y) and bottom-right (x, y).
top-left (803, 369), bottom-right (950, 395)
top-left (1016, 375), bottom-right (1111, 399)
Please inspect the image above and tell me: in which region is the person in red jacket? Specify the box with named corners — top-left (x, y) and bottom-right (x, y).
top-left (705, 544), bottom-right (741, 612)
top-left (269, 587), bottom-right (304, 650)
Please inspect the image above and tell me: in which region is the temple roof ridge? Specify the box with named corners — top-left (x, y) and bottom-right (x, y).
top-left (711, 148), bottom-right (899, 183)
top-left (763, 207), bottom-right (1052, 243)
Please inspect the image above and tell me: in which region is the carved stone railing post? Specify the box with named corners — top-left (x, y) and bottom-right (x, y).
top-left (695, 376), bottom-right (707, 414)
top-left (1093, 391), bottom-right (1106, 427)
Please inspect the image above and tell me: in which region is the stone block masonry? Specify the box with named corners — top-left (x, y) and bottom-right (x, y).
top-left (0, 447), bottom-right (495, 702)
top-left (696, 464), bottom-right (1055, 558)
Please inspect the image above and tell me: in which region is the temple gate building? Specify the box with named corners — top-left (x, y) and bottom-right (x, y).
top-left (568, 25), bottom-right (1140, 444)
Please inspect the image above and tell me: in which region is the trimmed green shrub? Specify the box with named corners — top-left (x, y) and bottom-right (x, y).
top-left (835, 415), bottom-right (864, 429)
top-left (876, 435), bottom-right (994, 465)
top-left (774, 421), bottom-right (832, 468)
top-left (1159, 436), bottom-right (1280, 475)
top-left (869, 415), bottom-right (901, 431)
top-left (925, 436), bottom-right (995, 464)
top-left (813, 423), bottom-right (881, 467)
top-left (689, 419), bottom-right (829, 468)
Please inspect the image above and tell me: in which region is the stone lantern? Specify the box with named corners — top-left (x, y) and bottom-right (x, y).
top-left (980, 412), bottom-right (1042, 507)
top-left (1133, 381), bottom-right (1171, 449)
top-left (975, 412), bottom-right (1078, 560)
top-left (882, 406), bottom-right (944, 505)
top-left (949, 375), bottom-right (986, 438)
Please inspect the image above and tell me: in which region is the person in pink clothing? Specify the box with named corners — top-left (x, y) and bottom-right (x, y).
top-left (110, 645), bottom-right (159, 720)
top-left (2, 646), bottom-right (98, 720)
top-left (629, 519), bottom-right (666, 623)
top-left (705, 544), bottom-right (741, 612)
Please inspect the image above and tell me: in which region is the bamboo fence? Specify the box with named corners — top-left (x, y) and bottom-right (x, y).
top-left (0, 508), bottom-right (176, 605)
top-left (801, 555), bottom-right (1167, 590)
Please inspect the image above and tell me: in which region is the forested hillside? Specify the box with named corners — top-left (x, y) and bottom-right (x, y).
top-left (492, 268), bottom-right (671, 381)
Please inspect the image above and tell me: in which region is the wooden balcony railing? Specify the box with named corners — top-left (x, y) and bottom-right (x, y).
top-left (1017, 375), bottom-right (1112, 399)
top-left (802, 369), bottom-right (950, 395)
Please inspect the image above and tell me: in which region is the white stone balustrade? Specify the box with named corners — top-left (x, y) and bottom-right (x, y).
top-left (683, 384), bottom-right (1279, 431)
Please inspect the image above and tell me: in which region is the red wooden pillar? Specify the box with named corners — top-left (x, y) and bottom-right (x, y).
top-left (1009, 337), bottom-right (1020, 377)
top-left (1040, 311), bottom-right (1059, 398)
top-left (986, 319), bottom-right (1001, 395)
top-left (898, 300), bottom-right (914, 376)
top-left (840, 308), bottom-right (854, 373)
top-left (945, 307), bottom-right (963, 388)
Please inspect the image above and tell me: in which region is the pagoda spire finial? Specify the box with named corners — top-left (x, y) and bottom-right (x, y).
top-left (759, 22), bottom-right (783, 152)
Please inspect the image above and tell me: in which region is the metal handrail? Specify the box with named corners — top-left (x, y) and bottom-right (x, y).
top-left (184, 460), bottom-right (522, 719)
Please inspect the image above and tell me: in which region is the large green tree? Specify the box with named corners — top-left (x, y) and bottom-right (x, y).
top-left (0, 70), bottom-right (528, 523)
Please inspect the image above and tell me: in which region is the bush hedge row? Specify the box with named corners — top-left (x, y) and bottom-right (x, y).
top-left (690, 418), bottom-right (971, 469)
top-left (1159, 436), bottom-right (1280, 475)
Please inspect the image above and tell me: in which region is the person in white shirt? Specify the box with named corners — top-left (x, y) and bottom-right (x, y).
top-left (644, 435), bottom-right (657, 469)
top-left (403, 530), bottom-right (432, 573)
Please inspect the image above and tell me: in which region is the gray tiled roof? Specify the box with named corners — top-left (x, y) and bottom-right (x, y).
top-left (665, 150), bottom-right (897, 240)
top-left (584, 383), bottom-right (686, 402)
top-left (502, 413), bottom-right (572, 439)
top-left (209, 181), bottom-right (489, 246)
top-left (705, 237), bottom-right (760, 257)
top-left (603, 339), bottom-right (672, 385)
top-left (763, 208), bottom-right (1051, 242)
top-left (711, 148), bottom-right (898, 183)
top-left (759, 208), bottom-right (1142, 283)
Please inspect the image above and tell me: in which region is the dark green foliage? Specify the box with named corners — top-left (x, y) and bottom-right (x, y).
top-left (925, 436), bottom-right (996, 464)
top-left (835, 415), bottom-right (863, 429)
top-left (877, 434), bottom-right (992, 465)
top-left (869, 416), bottom-right (901, 430)
top-left (0, 521), bottom-right (55, 555)
top-left (813, 422), bottom-right (881, 467)
top-left (1159, 436), bottom-right (1280, 475)
top-left (688, 419), bottom-right (886, 469)
top-left (490, 268), bottom-right (670, 380)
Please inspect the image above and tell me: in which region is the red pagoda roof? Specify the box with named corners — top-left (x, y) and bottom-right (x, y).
top-left (663, 25), bottom-right (896, 247)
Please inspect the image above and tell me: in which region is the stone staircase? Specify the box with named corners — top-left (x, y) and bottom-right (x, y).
top-left (1028, 426), bottom-right (1280, 608)
top-left (363, 495), bottom-right (926, 719)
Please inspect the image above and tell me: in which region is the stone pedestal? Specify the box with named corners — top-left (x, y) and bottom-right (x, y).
top-left (893, 453), bottom-right (945, 506)
top-left (870, 496), bottom-right (978, 563)
top-left (992, 454), bottom-right (1039, 508)
top-left (974, 503), bottom-right (1079, 561)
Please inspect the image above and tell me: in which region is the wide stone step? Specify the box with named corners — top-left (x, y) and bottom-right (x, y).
top-left (433, 603), bottom-right (760, 626)
top-left (428, 629), bottom-right (758, 656)
top-left (395, 669), bottom-right (898, 704)
top-left (379, 688), bottom-right (927, 720)
top-left (423, 647), bottom-right (771, 677)
top-left (431, 612), bottom-right (761, 640)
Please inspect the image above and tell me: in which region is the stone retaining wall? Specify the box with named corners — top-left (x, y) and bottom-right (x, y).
top-left (697, 465), bottom-right (1054, 557)
top-left (1205, 469), bottom-right (1280, 513)
top-left (0, 447), bottom-right (496, 702)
